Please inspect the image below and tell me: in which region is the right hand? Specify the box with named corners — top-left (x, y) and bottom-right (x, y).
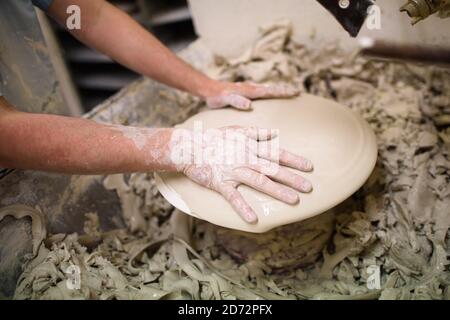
top-left (170, 126), bottom-right (313, 224)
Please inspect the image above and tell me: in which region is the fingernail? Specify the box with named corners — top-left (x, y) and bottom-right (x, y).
top-left (292, 87), bottom-right (301, 95)
top-left (303, 159), bottom-right (314, 171)
top-left (246, 214), bottom-right (258, 224)
top-left (279, 85), bottom-right (299, 96)
top-left (270, 129), bottom-right (279, 138)
top-left (286, 191), bottom-right (299, 204)
top-left (243, 101), bottom-right (252, 110)
top-left (301, 180), bottom-right (313, 193)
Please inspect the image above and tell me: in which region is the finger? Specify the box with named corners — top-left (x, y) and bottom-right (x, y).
top-left (255, 140), bottom-right (280, 162)
top-left (206, 94), bottom-right (252, 110)
top-left (254, 128), bottom-right (279, 141)
top-left (277, 149), bottom-right (314, 172)
top-left (221, 126), bottom-right (278, 142)
top-left (241, 127), bottom-right (278, 141)
top-left (248, 135), bottom-right (313, 174)
top-left (271, 167), bottom-right (313, 193)
top-left (218, 184), bottom-right (258, 224)
top-left (249, 159), bottom-right (313, 193)
top-left (232, 167), bottom-right (299, 205)
top-left (255, 143), bottom-right (313, 172)
top-left (238, 83), bottom-right (301, 99)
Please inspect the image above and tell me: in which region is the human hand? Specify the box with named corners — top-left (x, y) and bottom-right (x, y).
top-left (170, 126), bottom-right (313, 224)
top-left (203, 81), bottom-right (300, 110)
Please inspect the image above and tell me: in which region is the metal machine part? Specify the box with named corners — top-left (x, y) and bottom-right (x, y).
top-left (400, 0), bottom-right (450, 24)
top-left (316, 0), bottom-right (374, 37)
top-left (359, 37), bottom-right (450, 66)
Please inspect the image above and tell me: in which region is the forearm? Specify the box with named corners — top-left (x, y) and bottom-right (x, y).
top-left (0, 98), bottom-right (175, 174)
top-left (48, 0), bottom-right (219, 98)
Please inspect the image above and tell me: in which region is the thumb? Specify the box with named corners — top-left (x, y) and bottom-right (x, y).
top-left (206, 94), bottom-right (252, 110)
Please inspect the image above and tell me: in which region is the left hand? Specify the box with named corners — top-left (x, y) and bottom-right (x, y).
top-left (204, 81), bottom-right (300, 110)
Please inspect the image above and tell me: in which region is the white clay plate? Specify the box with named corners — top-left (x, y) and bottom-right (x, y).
top-left (155, 94), bottom-right (377, 233)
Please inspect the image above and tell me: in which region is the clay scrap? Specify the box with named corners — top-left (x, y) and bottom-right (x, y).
top-left (13, 21), bottom-right (450, 300)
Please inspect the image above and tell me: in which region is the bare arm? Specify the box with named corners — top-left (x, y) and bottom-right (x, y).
top-left (0, 97), bottom-right (175, 174)
top-left (0, 98), bottom-right (312, 223)
top-left (47, 0), bottom-right (299, 110)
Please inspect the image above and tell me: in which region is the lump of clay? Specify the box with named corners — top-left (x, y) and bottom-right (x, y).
top-left (213, 210), bottom-right (335, 271)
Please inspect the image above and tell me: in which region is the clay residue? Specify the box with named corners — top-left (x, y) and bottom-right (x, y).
top-left (13, 21), bottom-right (450, 300)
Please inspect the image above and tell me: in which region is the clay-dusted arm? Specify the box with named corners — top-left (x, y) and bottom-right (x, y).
top-left (0, 98), bottom-right (313, 224)
top-left (47, 0), bottom-right (299, 110)
top-left (0, 98), bottom-right (175, 174)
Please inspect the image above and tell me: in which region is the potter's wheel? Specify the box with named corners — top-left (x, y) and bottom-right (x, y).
top-left (155, 94), bottom-right (377, 233)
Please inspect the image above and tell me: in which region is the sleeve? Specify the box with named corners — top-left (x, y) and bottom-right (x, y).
top-left (31, 0), bottom-right (54, 11)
